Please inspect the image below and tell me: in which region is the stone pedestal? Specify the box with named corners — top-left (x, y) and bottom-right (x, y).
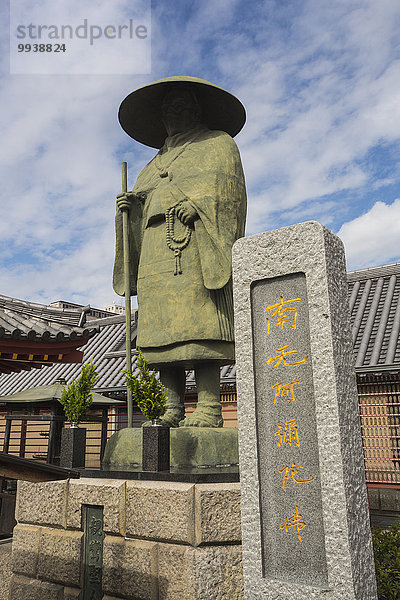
top-left (102, 427), bottom-right (239, 471)
top-left (9, 477), bottom-right (243, 599)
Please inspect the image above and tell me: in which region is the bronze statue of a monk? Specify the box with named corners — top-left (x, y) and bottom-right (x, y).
top-left (113, 76), bottom-right (246, 427)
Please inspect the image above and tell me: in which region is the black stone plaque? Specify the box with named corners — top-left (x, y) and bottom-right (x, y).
top-left (82, 505), bottom-right (104, 600)
top-left (251, 272), bottom-right (328, 587)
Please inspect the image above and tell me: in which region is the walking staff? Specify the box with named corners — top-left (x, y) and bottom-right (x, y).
top-left (121, 161), bottom-right (133, 428)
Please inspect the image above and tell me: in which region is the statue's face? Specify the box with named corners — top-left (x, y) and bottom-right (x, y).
top-left (161, 89), bottom-right (200, 137)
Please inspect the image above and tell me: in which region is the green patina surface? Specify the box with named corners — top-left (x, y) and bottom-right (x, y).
top-left (112, 77), bottom-right (247, 428)
top-left (102, 427), bottom-right (238, 470)
top-left (113, 125), bottom-right (246, 362)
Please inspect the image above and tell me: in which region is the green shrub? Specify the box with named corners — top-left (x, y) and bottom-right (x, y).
top-left (58, 361), bottom-right (99, 424)
top-left (372, 525), bottom-right (400, 599)
top-left (123, 350), bottom-right (168, 421)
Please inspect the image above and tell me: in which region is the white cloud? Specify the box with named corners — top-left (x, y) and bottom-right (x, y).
top-left (338, 199), bottom-right (400, 269)
top-left (2, 0), bottom-right (400, 309)
top-left (0, 72), bottom-right (152, 306)
top-left (213, 0), bottom-right (400, 232)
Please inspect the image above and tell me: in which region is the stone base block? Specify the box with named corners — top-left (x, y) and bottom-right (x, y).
top-left (195, 483), bottom-right (242, 544)
top-left (103, 536), bottom-right (158, 599)
top-left (0, 540), bottom-right (12, 600)
top-left (37, 528), bottom-right (83, 586)
top-left (16, 480), bottom-right (67, 527)
top-left (12, 524), bottom-right (41, 577)
top-left (11, 478), bottom-right (243, 599)
top-left (63, 587), bottom-right (81, 599)
top-left (158, 544), bottom-right (243, 600)
top-left (125, 481), bottom-right (195, 544)
top-left (9, 575), bottom-right (64, 599)
top-left (102, 427), bottom-right (238, 470)
top-left (67, 478), bottom-right (125, 535)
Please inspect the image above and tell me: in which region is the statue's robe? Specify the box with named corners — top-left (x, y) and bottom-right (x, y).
top-left (113, 124), bottom-right (247, 367)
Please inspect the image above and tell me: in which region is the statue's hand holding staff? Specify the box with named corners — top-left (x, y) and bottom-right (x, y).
top-left (116, 191), bottom-right (147, 212)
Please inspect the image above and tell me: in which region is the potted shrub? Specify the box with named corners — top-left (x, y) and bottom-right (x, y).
top-left (123, 351), bottom-right (170, 471)
top-left (58, 361), bottom-right (98, 468)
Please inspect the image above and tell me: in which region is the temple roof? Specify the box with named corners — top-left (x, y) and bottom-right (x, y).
top-left (0, 314), bottom-right (130, 395)
top-left (0, 295), bottom-right (99, 375)
top-left (0, 294), bottom-right (97, 339)
top-left (348, 262), bottom-right (400, 371)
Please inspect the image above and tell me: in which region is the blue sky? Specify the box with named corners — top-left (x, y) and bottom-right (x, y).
top-left (1, 0), bottom-right (400, 308)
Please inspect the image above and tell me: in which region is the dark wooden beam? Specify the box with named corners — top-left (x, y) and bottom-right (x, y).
top-left (0, 361), bottom-right (19, 374)
top-left (0, 360), bottom-right (32, 372)
top-left (0, 452), bottom-right (80, 482)
top-left (0, 351), bottom-right (85, 374)
top-left (0, 338), bottom-right (90, 353)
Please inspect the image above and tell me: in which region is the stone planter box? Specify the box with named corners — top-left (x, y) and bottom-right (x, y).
top-left (60, 426), bottom-right (86, 469)
top-left (142, 425), bottom-right (170, 472)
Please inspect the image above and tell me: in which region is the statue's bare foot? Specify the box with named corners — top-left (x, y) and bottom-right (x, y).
top-left (143, 408), bottom-right (184, 428)
top-left (179, 404), bottom-right (223, 428)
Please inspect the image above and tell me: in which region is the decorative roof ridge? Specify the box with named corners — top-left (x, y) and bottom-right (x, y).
top-left (0, 324), bottom-right (98, 342)
top-left (347, 262), bottom-right (400, 282)
top-left (84, 314), bottom-right (128, 327)
top-left (84, 311), bottom-right (138, 328)
top-left (0, 294), bottom-right (76, 313)
top-left (0, 294), bottom-right (89, 326)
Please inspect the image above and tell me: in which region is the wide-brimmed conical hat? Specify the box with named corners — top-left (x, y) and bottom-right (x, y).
top-left (118, 75), bottom-right (246, 148)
